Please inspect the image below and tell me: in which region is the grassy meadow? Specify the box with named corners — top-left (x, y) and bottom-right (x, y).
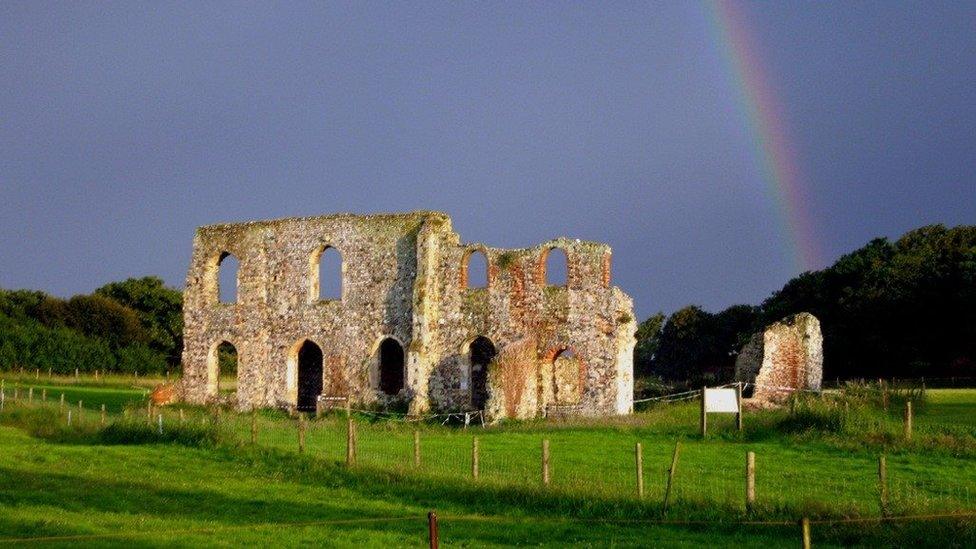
top-left (0, 374), bottom-right (974, 547)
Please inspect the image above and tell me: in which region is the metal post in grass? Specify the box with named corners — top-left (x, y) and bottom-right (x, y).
top-left (346, 417), bottom-right (356, 466)
top-left (700, 386), bottom-right (707, 437)
top-left (78, 400), bottom-right (83, 411)
top-left (60, 393), bottom-right (64, 410)
top-left (878, 454), bottom-right (889, 517)
top-left (746, 451), bottom-right (756, 513)
top-left (662, 440), bottom-right (680, 515)
top-left (801, 517), bottom-right (811, 549)
top-left (101, 404), bottom-right (106, 426)
top-left (179, 408), bottom-right (185, 425)
top-left (74, 367), bottom-right (79, 380)
top-left (48, 368), bottom-right (52, 378)
top-left (67, 410), bottom-right (72, 426)
top-left (250, 410), bottom-right (258, 444)
top-left (472, 436), bottom-right (479, 479)
top-left (41, 388), bottom-right (46, 401)
top-left (904, 401), bottom-right (913, 441)
top-left (158, 414), bottom-right (163, 435)
top-left (427, 511), bottom-right (439, 549)
top-left (736, 382), bottom-right (744, 432)
top-left (542, 439), bottom-right (550, 487)
top-left (35, 368), bottom-right (39, 379)
top-left (414, 430), bottom-right (421, 468)
top-left (635, 442), bottom-right (644, 500)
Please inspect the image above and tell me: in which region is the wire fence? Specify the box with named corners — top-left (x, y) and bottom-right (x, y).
top-left (1, 381), bottom-right (973, 520)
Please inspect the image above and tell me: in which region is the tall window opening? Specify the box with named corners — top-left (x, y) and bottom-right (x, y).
top-left (218, 252), bottom-right (239, 303)
top-left (544, 248), bottom-right (568, 286)
top-left (469, 336), bottom-right (497, 409)
top-left (378, 338), bottom-right (404, 395)
top-left (464, 250), bottom-right (488, 288)
top-left (296, 340), bottom-right (323, 411)
top-left (313, 246), bottom-right (342, 301)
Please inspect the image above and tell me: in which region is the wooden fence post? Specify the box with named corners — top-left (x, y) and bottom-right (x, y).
top-left (346, 417), bottom-right (356, 466)
top-left (542, 439), bottom-right (550, 487)
top-left (472, 436), bottom-right (479, 479)
top-left (635, 442), bottom-right (644, 499)
top-left (427, 511), bottom-right (439, 549)
top-left (662, 440), bottom-right (681, 515)
top-left (414, 430), bottom-right (421, 468)
top-left (878, 454), bottom-right (889, 517)
top-left (801, 517), bottom-right (811, 549)
top-left (746, 451), bottom-right (756, 513)
top-left (904, 401), bottom-right (913, 441)
top-left (297, 414), bottom-right (306, 453)
top-left (700, 386), bottom-right (707, 437)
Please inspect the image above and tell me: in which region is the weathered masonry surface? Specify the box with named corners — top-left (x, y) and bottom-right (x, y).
top-left (180, 211), bottom-right (636, 419)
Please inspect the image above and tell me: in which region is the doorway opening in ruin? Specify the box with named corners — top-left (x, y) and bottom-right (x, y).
top-left (296, 340), bottom-right (323, 411)
top-left (552, 348), bottom-right (583, 405)
top-left (378, 338), bottom-right (404, 395)
top-left (217, 252), bottom-right (239, 303)
top-left (469, 336), bottom-right (497, 409)
top-left (208, 340), bottom-right (238, 396)
top-left (543, 247), bottom-right (568, 286)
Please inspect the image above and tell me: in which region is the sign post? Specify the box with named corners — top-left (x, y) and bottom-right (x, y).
top-left (702, 386), bottom-right (743, 437)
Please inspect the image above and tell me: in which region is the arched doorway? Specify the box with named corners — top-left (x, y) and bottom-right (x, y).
top-left (378, 338), bottom-right (404, 395)
top-left (469, 336), bottom-right (497, 409)
top-left (296, 340), bottom-right (323, 411)
top-left (207, 340), bottom-right (238, 397)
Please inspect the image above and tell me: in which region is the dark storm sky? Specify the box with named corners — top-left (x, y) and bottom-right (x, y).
top-left (2, 2), bottom-right (974, 319)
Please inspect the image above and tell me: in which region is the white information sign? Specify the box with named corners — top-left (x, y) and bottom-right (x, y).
top-left (704, 388), bottom-right (739, 414)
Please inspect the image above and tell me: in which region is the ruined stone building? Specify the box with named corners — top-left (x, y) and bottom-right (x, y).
top-left (180, 212), bottom-right (636, 419)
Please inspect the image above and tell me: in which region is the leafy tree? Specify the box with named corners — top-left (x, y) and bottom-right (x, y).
top-left (95, 277), bottom-right (183, 364)
top-left (634, 312), bottom-right (665, 377)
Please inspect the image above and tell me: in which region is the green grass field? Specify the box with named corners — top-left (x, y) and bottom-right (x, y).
top-left (0, 375), bottom-right (974, 547)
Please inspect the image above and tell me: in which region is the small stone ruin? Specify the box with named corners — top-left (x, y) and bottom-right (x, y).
top-left (734, 312), bottom-right (823, 403)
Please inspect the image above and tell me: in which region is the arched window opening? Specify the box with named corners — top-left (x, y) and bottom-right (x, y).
top-left (218, 252), bottom-right (239, 303)
top-left (378, 338), bottom-right (405, 395)
top-left (544, 248), bottom-right (568, 287)
top-left (464, 250), bottom-right (488, 289)
top-left (208, 340), bottom-right (237, 396)
top-left (469, 336), bottom-right (497, 409)
top-left (296, 340), bottom-right (323, 411)
top-left (552, 348), bottom-right (582, 405)
top-left (313, 246), bottom-right (342, 301)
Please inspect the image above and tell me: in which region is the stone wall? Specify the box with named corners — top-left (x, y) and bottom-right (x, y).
top-left (181, 211), bottom-right (635, 420)
top-left (734, 312), bottom-right (823, 403)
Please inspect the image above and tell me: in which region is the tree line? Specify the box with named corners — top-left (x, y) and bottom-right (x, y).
top-left (635, 224), bottom-right (976, 389)
top-left (0, 277), bottom-right (182, 375)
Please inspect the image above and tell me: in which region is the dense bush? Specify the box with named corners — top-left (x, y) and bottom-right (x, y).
top-left (0, 277), bottom-right (181, 375)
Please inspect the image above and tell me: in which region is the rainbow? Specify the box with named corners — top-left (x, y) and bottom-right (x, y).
top-left (707, 0), bottom-right (821, 272)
